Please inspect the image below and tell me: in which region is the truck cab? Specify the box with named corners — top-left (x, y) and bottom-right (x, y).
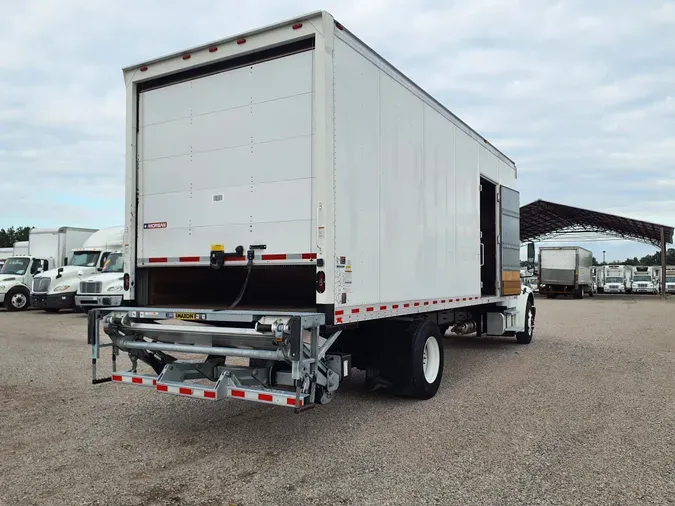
top-left (75, 251), bottom-right (125, 311)
top-left (31, 227), bottom-right (123, 312)
top-left (0, 256), bottom-right (50, 311)
top-left (631, 266), bottom-right (658, 294)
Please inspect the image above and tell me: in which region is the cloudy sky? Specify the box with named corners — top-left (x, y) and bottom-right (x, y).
top-left (1, 0), bottom-right (674, 262)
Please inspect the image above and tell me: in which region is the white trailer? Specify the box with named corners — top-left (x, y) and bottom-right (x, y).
top-left (89, 11), bottom-right (535, 409)
top-left (31, 226), bottom-right (123, 312)
top-left (0, 227), bottom-right (96, 311)
top-left (538, 246), bottom-right (593, 299)
top-left (603, 264), bottom-right (627, 294)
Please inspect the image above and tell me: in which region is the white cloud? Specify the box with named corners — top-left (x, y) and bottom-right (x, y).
top-left (0, 0), bottom-right (673, 259)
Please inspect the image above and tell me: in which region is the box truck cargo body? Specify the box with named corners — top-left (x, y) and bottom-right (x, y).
top-left (539, 246), bottom-right (593, 299)
top-left (90, 11), bottom-right (535, 410)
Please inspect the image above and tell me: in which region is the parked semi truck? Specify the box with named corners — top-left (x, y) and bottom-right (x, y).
top-left (31, 226), bottom-right (123, 312)
top-left (538, 246), bottom-right (593, 299)
top-left (665, 266), bottom-right (675, 294)
top-left (0, 228), bottom-right (96, 311)
top-left (603, 264), bottom-right (627, 294)
top-left (631, 266), bottom-right (658, 294)
top-left (88, 11), bottom-right (535, 411)
top-left (75, 250), bottom-right (125, 311)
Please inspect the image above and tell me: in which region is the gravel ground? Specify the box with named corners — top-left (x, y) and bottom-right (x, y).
top-left (1, 296), bottom-right (674, 506)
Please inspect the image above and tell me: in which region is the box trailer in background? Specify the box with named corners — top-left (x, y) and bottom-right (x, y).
top-left (0, 247), bottom-right (12, 270)
top-left (539, 246), bottom-right (593, 299)
top-left (0, 228), bottom-right (97, 311)
top-left (603, 264), bottom-right (627, 294)
top-left (13, 241), bottom-right (29, 255)
top-left (88, 11), bottom-right (535, 411)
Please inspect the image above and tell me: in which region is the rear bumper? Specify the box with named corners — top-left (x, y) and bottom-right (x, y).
top-left (75, 294), bottom-right (124, 308)
top-left (31, 292), bottom-right (76, 309)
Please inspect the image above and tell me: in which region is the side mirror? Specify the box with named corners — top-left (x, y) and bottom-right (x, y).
top-left (56, 267), bottom-right (63, 279)
top-left (35, 266), bottom-right (43, 274)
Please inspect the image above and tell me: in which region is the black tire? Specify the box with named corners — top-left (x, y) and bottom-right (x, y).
top-left (588, 289), bottom-right (594, 298)
top-left (5, 287), bottom-right (30, 311)
top-left (381, 320), bottom-right (444, 400)
top-left (516, 299), bottom-right (534, 344)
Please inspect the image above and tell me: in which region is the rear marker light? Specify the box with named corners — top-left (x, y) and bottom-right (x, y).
top-left (237, 38), bottom-right (246, 45)
top-left (182, 54), bottom-right (191, 60)
top-left (208, 47), bottom-right (218, 53)
top-left (139, 66), bottom-right (148, 72)
top-left (123, 273), bottom-right (130, 291)
top-left (316, 271), bottom-right (326, 293)
top-left (292, 23), bottom-right (303, 30)
top-left (335, 22), bottom-right (344, 30)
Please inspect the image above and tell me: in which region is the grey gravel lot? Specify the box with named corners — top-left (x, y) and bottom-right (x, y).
top-left (1, 296), bottom-right (674, 506)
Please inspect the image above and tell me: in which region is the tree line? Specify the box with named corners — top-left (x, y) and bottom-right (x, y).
top-left (0, 227), bottom-right (33, 248)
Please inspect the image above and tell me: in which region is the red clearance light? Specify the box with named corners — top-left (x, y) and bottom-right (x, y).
top-left (335, 22), bottom-right (344, 30)
top-left (208, 47), bottom-right (218, 53)
top-left (182, 54), bottom-right (191, 60)
top-left (237, 38), bottom-right (246, 45)
top-left (139, 66), bottom-right (148, 72)
top-left (292, 23), bottom-right (303, 30)
top-left (123, 273), bottom-right (130, 291)
top-left (316, 271), bottom-right (326, 294)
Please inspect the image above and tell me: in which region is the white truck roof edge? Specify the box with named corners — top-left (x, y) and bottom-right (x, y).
top-left (30, 227), bottom-right (98, 235)
top-left (122, 10), bottom-right (327, 73)
top-left (332, 21), bottom-right (515, 168)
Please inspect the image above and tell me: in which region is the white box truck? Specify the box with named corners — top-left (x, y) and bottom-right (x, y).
top-left (538, 246), bottom-right (593, 299)
top-left (603, 264), bottom-right (627, 294)
top-left (0, 227), bottom-right (96, 311)
top-left (88, 11), bottom-right (535, 410)
top-left (75, 250), bottom-right (125, 311)
top-left (665, 266), bottom-right (675, 294)
top-left (631, 266), bottom-right (658, 294)
top-left (31, 226), bottom-right (123, 312)
top-left (0, 247), bottom-right (12, 270)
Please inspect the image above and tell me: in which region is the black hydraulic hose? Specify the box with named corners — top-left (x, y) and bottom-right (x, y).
top-left (228, 253), bottom-right (253, 309)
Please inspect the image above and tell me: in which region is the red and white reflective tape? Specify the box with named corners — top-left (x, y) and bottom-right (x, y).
top-left (156, 383), bottom-right (217, 399)
top-left (138, 252), bottom-right (317, 266)
top-left (334, 295), bottom-right (507, 324)
top-left (154, 382), bottom-right (305, 407)
top-left (111, 372), bottom-right (157, 387)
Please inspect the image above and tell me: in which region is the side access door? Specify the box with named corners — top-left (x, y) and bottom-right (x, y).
top-left (500, 185), bottom-right (521, 296)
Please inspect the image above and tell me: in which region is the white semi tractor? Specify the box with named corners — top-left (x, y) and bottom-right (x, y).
top-left (31, 226), bottom-right (124, 312)
top-left (88, 11), bottom-right (535, 410)
top-left (603, 264), bottom-right (627, 294)
top-left (0, 228), bottom-right (96, 311)
top-left (75, 250), bottom-right (125, 311)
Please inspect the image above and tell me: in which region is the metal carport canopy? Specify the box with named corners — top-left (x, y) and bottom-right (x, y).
top-left (520, 199), bottom-right (673, 247)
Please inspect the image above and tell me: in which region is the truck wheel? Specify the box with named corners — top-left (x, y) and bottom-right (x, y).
top-left (5, 288), bottom-right (30, 311)
top-left (384, 320), bottom-right (444, 400)
top-left (516, 300), bottom-right (534, 344)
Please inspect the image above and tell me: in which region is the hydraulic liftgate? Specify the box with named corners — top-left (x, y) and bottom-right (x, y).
top-left (88, 308), bottom-right (349, 412)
